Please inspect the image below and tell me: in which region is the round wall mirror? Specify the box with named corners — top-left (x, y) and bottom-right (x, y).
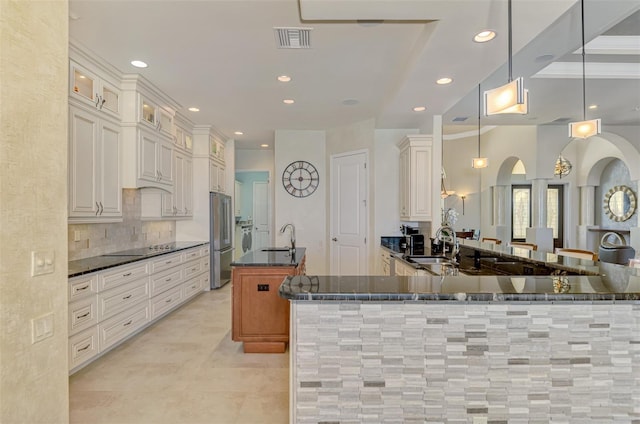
top-left (603, 185), bottom-right (637, 222)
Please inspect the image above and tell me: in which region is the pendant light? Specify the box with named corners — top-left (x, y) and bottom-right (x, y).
top-left (484, 0), bottom-right (528, 115)
top-left (472, 84), bottom-right (488, 168)
top-left (568, 0), bottom-right (601, 138)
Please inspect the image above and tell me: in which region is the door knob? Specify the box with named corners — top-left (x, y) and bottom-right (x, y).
top-left (332, 237), bottom-right (337, 242)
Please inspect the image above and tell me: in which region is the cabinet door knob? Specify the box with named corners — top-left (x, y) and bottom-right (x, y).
top-left (332, 237), bottom-right (338, 242)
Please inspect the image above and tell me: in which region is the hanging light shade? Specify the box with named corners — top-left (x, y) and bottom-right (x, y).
top-left (484, 0), bottom-right (528, 115)
top-left (569, 118), bottom-right (601, 139)
top-left (440, 168), bottom-right (455, 198)
top-left (472, 84), bottom-right (488, 168)
top-left (568, 0), bottom-right (601, 139)
top-left (554, 155), bottom-right (572, 178)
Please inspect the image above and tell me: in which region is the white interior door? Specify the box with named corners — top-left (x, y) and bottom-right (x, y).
top-left (252, 181), bottom-right (270, 250)
top-left (330, 150), bottom-right (368, 275)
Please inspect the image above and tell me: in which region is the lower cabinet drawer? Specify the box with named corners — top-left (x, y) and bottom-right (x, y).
top-left (150, 267), bottom-right (183, 296)
top-left (98, 303), bottom-right (150, 352)
top-left (183, 260), bottom-right (203, 279)
top-left (150, 286), bottom-right (183, 319)
top-left (69, 296), bottom-right (98, 336)
top-left (69, 326), bottom-right (99, 371)
top-left (182, 275), bottom-right (204, 299)
top-left (98, 279), bottom-right (149, 321)
top-left (69, 274), bottom-right (98, 302)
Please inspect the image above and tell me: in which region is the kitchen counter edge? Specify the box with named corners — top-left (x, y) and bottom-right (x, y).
top-left (68, 241), bottom-right (209, 278)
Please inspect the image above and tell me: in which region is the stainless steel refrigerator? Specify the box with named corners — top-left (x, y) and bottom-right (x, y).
top-left (210, 192), bottom-right (233, 289)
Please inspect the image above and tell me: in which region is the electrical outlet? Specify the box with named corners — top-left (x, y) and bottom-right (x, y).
top-left (31, 313), bottom-right (54, 344)
top-left (31, 250), bottom-right (55, 276)
top-left (257, 284), bottom-right (270, 292)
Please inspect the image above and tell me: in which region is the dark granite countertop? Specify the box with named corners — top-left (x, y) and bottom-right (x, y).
top-left (279, 272), bottom-right (640, 302)
top-left (68, 241), bottom-right (209, 278)
top-left (231, 248), bottom-right (306, 267)
top-left (458, 239), bottom-right (604, 275)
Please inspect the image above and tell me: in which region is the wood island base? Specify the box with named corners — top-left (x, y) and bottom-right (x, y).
top-left (242, 341), bottom-right (287, 354)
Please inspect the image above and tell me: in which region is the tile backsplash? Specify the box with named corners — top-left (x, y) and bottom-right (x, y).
top-left (68, 189), bottom-right (176, 260)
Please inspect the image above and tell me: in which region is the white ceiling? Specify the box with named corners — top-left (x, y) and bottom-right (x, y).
top-left (69, 0), bottom-right (640, 149)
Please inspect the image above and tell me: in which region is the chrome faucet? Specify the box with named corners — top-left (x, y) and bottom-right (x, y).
top-left (279, 223), bottom-right (296, 253)
top-left (434, 225), bottom-right (459, 263)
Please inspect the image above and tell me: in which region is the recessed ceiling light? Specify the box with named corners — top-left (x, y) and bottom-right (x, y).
top-left (413, 106), bottom-right (426, 112)
top-left (588, 104), bottom-right (598, 110)
top-left (436, 77), bottom-right (453, 85)
top-left (342, 99), bottom-right (359, 106)
top-left (130, 60), bottom-right (148, 68)
top-left (474, 30), bottom-right (496, 43)
top-left (277, 75), bottom-right (291, 82)
top-left (187, 107), bottom-right (200, 112)
top-left (283, 99), bottom-right (295, 104)
top-left (234, 131), bottom-right (243, 135)
top-left (260, 144), bottom-right (269, 148)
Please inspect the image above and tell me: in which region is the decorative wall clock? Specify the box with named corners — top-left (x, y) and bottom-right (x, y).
top-left (282, 160), bottom-right (319, 198)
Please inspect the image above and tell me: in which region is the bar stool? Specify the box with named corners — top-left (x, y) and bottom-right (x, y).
top-left (509, 241), bottom-right (538, 251)
top-left (555, 248), bottom-right (598, 261)
top-left (481, 237), bottom-right (502, 245)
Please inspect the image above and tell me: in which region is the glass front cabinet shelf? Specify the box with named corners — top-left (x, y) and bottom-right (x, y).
top-left (70, 61), bottom-right (120, 118)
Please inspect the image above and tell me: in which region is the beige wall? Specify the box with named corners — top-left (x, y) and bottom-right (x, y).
top-left (0, 0), bottom-right (70, 422)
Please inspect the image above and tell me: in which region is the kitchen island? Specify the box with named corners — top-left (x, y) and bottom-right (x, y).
top-left (280, 270), bottom-right (640, 423)
top-left (231, 248), bottom-right (306, 353)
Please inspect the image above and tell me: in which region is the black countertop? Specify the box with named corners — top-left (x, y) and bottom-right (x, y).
top-left (68, 241), bottom-right (209, 278)
top-left (279, 272), bottom-right (640, 302)
top-left (231, 248), bottom-right (306, 267)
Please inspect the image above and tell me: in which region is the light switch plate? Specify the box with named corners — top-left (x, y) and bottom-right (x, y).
top-left (31, 250), bottom-right (55, 276)
top-left (32, 312), bottom-right (54, 344)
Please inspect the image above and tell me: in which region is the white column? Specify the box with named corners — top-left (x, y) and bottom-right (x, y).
top-left (492, 185), bottom-right (507, 226)
top-left (531, 179), bottom-right (548, 228)
top-left (580, 185), bottom-right (596, 226)
top-left (526, 179), bottom-right (553, 252)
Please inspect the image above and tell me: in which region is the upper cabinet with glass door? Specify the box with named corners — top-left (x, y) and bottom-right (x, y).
top-left (70, 60), bottom-right (121, 119)
top-left (173, 113), bottom-right (194, 154)
top-left (139, 95), bottom-right (174, 138)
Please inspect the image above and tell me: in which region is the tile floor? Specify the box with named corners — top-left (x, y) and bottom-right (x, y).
top-left (69, 284), bottom-right (290, 424)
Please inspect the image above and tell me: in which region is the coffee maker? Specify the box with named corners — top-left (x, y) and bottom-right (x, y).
top-left (400, 225), bottom-right (425, 255)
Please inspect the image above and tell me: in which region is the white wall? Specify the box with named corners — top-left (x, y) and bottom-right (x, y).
top-left (274, 130), bottom-right (327, 274)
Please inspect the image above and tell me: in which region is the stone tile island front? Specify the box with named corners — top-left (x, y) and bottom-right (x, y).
top-left (279, 272), bottom-right (640, 423)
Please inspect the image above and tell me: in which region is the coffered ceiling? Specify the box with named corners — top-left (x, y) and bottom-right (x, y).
top-left (69, 0), bottom-right (640, 149)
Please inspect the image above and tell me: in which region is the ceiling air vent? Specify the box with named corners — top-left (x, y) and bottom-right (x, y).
top-left (274, 27), bottom-right (312, 49)
top-left (452, 117), bottom-right (468, 122)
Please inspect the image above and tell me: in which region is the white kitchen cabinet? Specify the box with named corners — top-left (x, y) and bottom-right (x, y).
top-left (139, 95), bottom-right (174, 138)
top-left (138, 127), bottom-right (174, 189)
top-left (394, 259), bottom-right (427, 277)
top-left (162, 152), bottom-right (193, 218)
top-left (210, 160), bottom-right (225, 193)
top-left (69, 327), bottom-right (99, 370)
top-left (68, 105), bottom-right (122, 222)
top-left (68, 244), bottom-right (209, 374)
top-left (173, 120), bottom-right (194, 154)
top-left (380, 249), bottom-right (393, 276)
top-left (120, 74), bottom-right (181, 192)
top-left (398, 135), bottom-right (433, 221)
top-left (70, 60), bottom-right (121, 119)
